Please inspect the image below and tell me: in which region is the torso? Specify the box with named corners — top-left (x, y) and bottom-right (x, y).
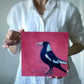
top-left (15, 0), bottom-right (75, 33)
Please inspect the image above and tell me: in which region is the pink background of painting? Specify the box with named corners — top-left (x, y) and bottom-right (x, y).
top-left (21, 32), bottom-right (69, 76)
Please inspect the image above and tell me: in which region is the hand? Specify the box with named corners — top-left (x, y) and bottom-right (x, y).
top-left (3, 29), bottom-right (24, 48)
top-left (50, 76), bottom-right (63, 79)
top-left (50, 62), bottom-right (69, 79)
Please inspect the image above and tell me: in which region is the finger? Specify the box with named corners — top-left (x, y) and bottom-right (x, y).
top-left (67, 69), bottom-right (69, 73)
top-left (6, 30), bottom-right (21, 40)
top-left (54, 76), bottom-right (62, 79)
top-left (67, 61), bottom-right (69, 73)
top-left (18, 29), bottom-right (24, 39)
top-left (50, 76), bottom-right (53, 78)
top-left (50, 76), bottom-right (56, 78)
top-left (50, 76), bottom-right (63, 79)
top-left (3, 44), bottom-right (9, 48)
top-left (55, 76), bottom-right (63, 79)
top-left (12, 31), bottom-right (21, 40)
top-left (6, 30), bottom-right (13, 39)
top-left (18, 29), bottom-right (24, 33)
top-left (4, 39), bottom-right (20, 46)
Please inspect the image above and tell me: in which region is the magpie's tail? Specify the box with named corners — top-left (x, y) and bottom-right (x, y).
top-left (54, 64), bottom-right (67, 73)
top-left (58, 59), bottom-right (67, 64)
top-left (58, 66), bottom-right (67, 73)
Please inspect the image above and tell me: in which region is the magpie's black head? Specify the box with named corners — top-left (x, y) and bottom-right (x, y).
top-left (37, 41), bottom-right (49, 47)
top-left (42, 41), bottom-right (49, 46)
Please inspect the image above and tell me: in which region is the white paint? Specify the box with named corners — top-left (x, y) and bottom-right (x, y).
top-left (45, 54), bottom-right (52, 61)
top-left (58, 60), bottom-right (67, 64)
top-left (47, 44), bottom-right (52, 52)
top-left (45, 54), bottom-right (59, 64)
top-left (37, 42), bottom-right (43, 45)
top-left (52, 60), bottom-right (59, 64)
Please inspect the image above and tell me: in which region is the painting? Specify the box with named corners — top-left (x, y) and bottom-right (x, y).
top-left (21, 32), bottom-right (69, 76)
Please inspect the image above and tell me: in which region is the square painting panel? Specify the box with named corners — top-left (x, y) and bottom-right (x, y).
top-left (21, 32), bottom-right (69, 76)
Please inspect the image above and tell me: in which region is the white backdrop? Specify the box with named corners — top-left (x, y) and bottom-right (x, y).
top-left (0, 0), bottom-right (84, 84)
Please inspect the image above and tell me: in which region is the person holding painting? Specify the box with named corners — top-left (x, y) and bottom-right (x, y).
top-left (3, 0), bottom-right (84, 84)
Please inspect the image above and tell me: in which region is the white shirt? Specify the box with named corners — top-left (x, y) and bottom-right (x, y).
top-left (7, 0), bottom-right (84, 84)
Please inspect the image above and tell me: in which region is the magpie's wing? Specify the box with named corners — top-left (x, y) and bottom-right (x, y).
top-left (45, 51), bottom-right (67, 64)
top-left (47, 51), bottom-right (59, 60)
top-left (45, 51), bottom-right (60, 64)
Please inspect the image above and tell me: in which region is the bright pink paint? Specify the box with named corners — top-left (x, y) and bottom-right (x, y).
top-left (21, 32), bottom-right (69, 76)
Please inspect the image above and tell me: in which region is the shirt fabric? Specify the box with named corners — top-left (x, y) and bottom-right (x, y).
top-left (7, 0), bottom-right (84, 84)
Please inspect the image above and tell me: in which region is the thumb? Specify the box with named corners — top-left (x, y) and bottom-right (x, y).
top-left (18, 29), bottom-right (24, 33)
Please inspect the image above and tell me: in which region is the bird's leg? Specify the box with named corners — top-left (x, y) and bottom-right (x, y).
top-left (45, 69), bottom-right (51, 74)
top-left (50, 67), bottom-right (53, 74)
top-left (45, 66), bottom-right (52, 74)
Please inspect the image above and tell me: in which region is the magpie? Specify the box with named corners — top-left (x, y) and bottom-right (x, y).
top-left (37, 41), bottom-right (67, 74)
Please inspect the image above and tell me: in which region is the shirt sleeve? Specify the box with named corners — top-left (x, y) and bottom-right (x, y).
top-left (7, 4), bottom-right (21, 56)
top-left (68, 6), bottom-right (84, 46)
top-left (7, 4), bottom-right (20, 31)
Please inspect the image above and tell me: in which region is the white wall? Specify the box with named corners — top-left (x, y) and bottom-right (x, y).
top-left (0, 0), bottom-right (84, 84)
top-left (0, 0), bottom-right (21, 84)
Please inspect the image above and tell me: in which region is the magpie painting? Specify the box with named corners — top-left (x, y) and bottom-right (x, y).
top-left (37, 41), bottom-right (67, 74)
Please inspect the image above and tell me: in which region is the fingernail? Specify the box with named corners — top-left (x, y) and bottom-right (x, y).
top-left (55, 76), bottom-right (58, 78)
top-left (49, 77), bottom-right (52, 78)
top-left (2, 44), bottom-right (8, 48)
top-left (67, 70), bottom-right (69, 72)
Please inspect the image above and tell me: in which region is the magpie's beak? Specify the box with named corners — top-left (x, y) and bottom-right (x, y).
top-left (36, 42), bottom-right (43, 45)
